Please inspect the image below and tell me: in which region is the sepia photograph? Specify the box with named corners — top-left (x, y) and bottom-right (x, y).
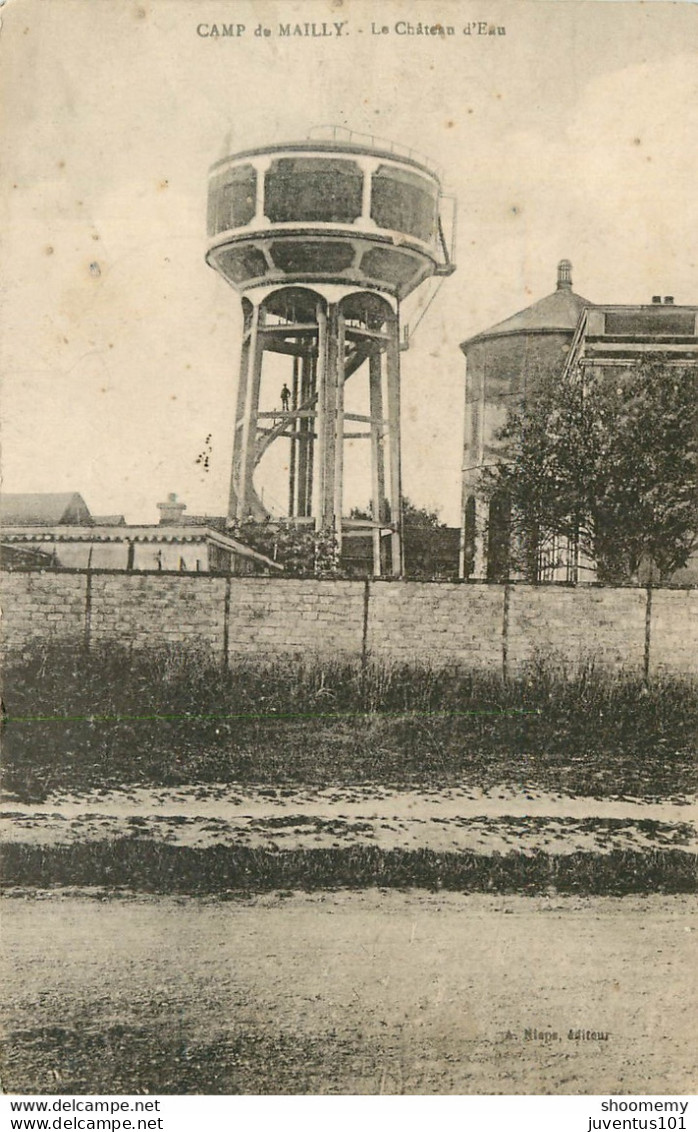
top-left (1, 0), bottom-right (697, 1103)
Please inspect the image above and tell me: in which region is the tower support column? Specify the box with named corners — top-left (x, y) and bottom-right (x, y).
top-left (288, 355), bottom-right (300, 517)
top-left (228, 285), bottom-right (405, 577)
top-left (229, 301), bottom-right (263, 520)
top-left (369, 350), bottom-right (387, 575)
top-left (317, 303), bottom-right (339, 533)
top-left (237, 303), bottom-right (265, 522)
top-left (385, 311), bottom-right (403, 577)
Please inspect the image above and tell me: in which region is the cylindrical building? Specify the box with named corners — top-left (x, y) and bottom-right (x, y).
top-left (459, 260), bottom-right (591, 579)
top-left (206, 134), bottom-right (454, 576)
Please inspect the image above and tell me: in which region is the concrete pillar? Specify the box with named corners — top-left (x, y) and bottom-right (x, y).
top-left (236, 303), bottom-right (264, 521)
top-left (333, 307), bottom-right (346, 553)
top-left (229, 301), bottom-right (262, 519)
top-left (369, 350), bottom-right (387, 576)
top-left (385, 311), bottom-right (403, 577)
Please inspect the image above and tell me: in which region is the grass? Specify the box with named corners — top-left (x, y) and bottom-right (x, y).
top-left (0, 1021), bottom-right (373, 1095)
top-left (2, 642), bottom-right (696, 799)
top-left (2, 840), bottom-right (696, 895)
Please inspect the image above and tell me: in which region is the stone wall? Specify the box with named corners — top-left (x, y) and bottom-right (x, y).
top-left (2, 568), bottom-right (696, 678)
top-left (89, 573), bottom-right (227, 651)
top-left (650, 588), bottom-right (698, 677)
top-left (1, 571), bottom-right (88, 647)
top-left (226, 578), bottom-right (364, 658)
top-left (367, 582), bottom-right (503, 670)
top-left (507, 586), bottom-right (648, 673)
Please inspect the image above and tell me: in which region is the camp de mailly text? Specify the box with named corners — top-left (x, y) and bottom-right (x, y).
top-left (195, 20), bottom-right (506, 37)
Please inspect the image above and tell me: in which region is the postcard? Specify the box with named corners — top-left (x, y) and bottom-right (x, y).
top-left (1, 0), bottom-right (696, 1103)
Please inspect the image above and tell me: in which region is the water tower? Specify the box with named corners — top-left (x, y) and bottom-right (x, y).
top-left (206, 128), bottom-right (455, 575)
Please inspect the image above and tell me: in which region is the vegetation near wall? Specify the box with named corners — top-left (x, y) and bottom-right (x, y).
top-left (482, 358), bottom-right (698, 583)
top-left (3, 643), bottom-right (696, 801)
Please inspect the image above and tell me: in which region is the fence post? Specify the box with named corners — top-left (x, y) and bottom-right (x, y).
top-left (502, 582), bottom-right (511, 682)
top-left (644, 584), bottom-right (653, 685)
top-left (84, 568), bottom-right (93, 653)
top-left (361, 578), bottom-right (371, 674)
top-left (223, 574), bottom-right (232, 671)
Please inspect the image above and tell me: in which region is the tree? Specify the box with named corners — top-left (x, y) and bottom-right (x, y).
top-left (481, 356), bottom-right (698, 583)
top-left (350, 498), bottom-right (454, 578)
top-left (350, 497), bottom-right (446, 529)
top-left (230, 518), bottom-right (340, 578)
top-left (402, 498), bottom-right (447, 531)
top-left (400, 499), bottom-right (456, 579)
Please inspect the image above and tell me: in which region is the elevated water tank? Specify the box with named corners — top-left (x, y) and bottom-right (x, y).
top-left (206, 139), bottom-right (452, 300)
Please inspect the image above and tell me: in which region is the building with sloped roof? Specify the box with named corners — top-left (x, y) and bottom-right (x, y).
top-left (459, 267), bottom-right (698, 584)
top-left (562, 297), bottom-right (698, 586)
top-left (459, 260), bottom-right (591, 579)
top-left (0, 492), bottom-right (92, 527)
top-left (91, 514), bottom-right (126, 527)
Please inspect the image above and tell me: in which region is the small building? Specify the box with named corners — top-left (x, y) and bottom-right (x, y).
top-left (0, 524), bottom-right (283, 574)
top-left (340, 525), bottom-right (461, 578)
top-left (1, 492), bottom-right (282, 574)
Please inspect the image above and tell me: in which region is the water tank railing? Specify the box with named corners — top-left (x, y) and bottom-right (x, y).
top-left (307, 124), bottom-right (443, 179)
top-left (439, 193), bottom-right (458, 267)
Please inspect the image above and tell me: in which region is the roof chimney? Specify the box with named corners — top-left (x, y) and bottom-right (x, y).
top-left (652, 296), bottom-right (662, 304)
top-left (556, 259), bottom-right (572, 291)
top-left (157, 492), bottom-right (187, 525)
top-left (664, 296), bottom-right (674, 304)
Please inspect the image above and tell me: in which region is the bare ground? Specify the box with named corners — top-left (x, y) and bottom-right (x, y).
top-left (2, 890), bottom-right (696, 1095)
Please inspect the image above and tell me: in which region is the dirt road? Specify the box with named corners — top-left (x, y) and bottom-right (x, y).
top-left (2, 890), bottom-right (696, 1094)
top-left (3, 783), bottom-right (695, 854)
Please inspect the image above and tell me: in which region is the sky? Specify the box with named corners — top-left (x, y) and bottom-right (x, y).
top-left (2, 0), bottom-right (698, 525)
